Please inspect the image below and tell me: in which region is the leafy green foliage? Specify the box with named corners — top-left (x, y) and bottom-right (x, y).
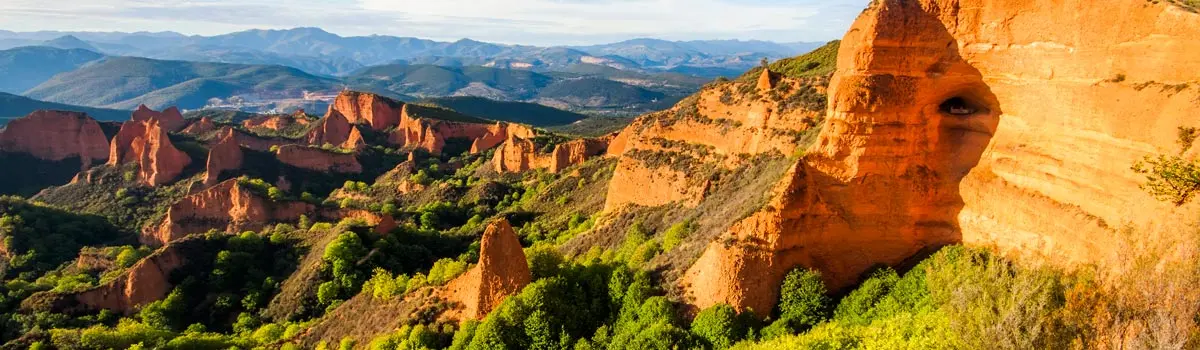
top-left (1132, 154), bottom-right (1200, 205)
top-left (0, 196), bottom-right (126, 278)
top-left (763, 41), bottom-right (840, 79)
top-left (771, 268), bottom-right (830, 333)
top-left (691, 304), bottom-right (752, 349)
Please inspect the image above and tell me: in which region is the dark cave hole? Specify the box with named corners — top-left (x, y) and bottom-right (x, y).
top-left (939, 96), bottom-right (987, 116)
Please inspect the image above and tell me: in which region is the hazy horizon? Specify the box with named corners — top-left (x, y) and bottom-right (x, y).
top-left (0, 0), bottom-right (868, 46)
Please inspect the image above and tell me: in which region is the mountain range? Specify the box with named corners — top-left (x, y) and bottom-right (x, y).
top-left (0, 28), bottom-right (822, 76)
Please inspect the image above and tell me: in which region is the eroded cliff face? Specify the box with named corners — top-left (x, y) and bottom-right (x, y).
top-left (181, 117), bottom-right (217, 136)
top-left (132, 105), bottom-right (186, 132)
top-left (388, 104), bottom-right (531, 155)
top-left (330, 91), bottom-right (403, 130)
top-left (108, 118), bottom-right (192, 186)
top-left (243, 113), bottom-right (311, 131)
top-left (603, 70), bottom-right (825, 211)
top-left (491, 135), bottom-right (613, 173)
top-left (306, 110), bottom-right (355, 147)
top-left (0, 110), bottom-right (109, 168)
top-left (442, 219), bottom-right (531, 320)
top-left (681, 0), bottom-right (1200, 315)
top-left (147, 179), bottom-right (314, 245)
top-left (275, 145), bottom-right (363, 174)
top-left (68, 240), bottom-right (195, 314)
top-left (204, 132), bottom-right (244, 187)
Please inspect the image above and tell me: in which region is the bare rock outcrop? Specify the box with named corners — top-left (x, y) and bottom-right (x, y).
top-left (0, 110), bottom-right (109, 168)
top-left (181, 117), bottom-right (216, 136)
top-left (132, 105), bottom-right (186, 132)
top-left (443, 219), bottom-right (531, 320)
top-left (108, 118), bottom-right (192, 186)
top-left (306, 110), bottom-right (355, 147)
top-left (389, 104), bottom-right (526, 155)
top-left (70, 241), bottom-right (190, 313)
top-left (215, 126), bottom-right (294, 152)
top-left (204, 132), bottom-right (244, 187)
top-left (492, 135), bottom-right (611, 173)
top-left (330, 91), bottom-right (403, 130)
top-left (275, 145), bottom-right (362, 174)
top-left (681, 0), bottom-right (1200, 315)
top-left (146, 179), bottom-right (314, 245)
top-left (243, 113), bottom-right (310, 131)
top-left (470, 122), bottom-right (537, 154)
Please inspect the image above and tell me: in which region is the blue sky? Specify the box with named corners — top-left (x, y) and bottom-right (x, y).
top-left (0, 0), bottom-right (869, 45)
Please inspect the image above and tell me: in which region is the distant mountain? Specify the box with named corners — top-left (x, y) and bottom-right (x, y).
top-left (421, 96), bottom-right (588, 127)
top-left (346, 64), bottom-right (556, 100)
top-left (0, 92), bottom-right (128, 125)
top-left (41, 35), bottom-right (101, 52)
top-left (0, 28), bottom-right (820, 77)
top-left (535, 77), bottom-right (675, 110)
top-left (24, 56), bottom-right (337, 110)
top-left (0, 46), bottom-right (105, 94)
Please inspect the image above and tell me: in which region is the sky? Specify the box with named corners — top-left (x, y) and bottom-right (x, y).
top-left (0, 0), bottom-right (869, 45)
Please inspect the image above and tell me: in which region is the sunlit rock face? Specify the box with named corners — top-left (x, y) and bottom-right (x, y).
top-left (681, 0), bottom-right (1200, 315)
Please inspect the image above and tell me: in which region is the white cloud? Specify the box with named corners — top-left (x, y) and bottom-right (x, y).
top-left (0, 0), bottom-right (868, 45)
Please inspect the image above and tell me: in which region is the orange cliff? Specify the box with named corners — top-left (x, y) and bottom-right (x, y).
top-left (0, 110), bottom-right (110, 169)
top-left (388, 104), bottom-right (534, 155)
top-left (181, 117), bottom-right (216, 136)
top-left (204, 131), bottom-right (244, 187)
top-left (329, 90), bottom-right (402, 130)
top-left (52, 238), bottom-right (206, 314)
top-left (132, 105), bottom-right (186, 132)
top-left (603, 68), bottom-right (824, 211)
top-left (108, 118), bottom-right (192, 186)
top-left (492, 135), bottom-right (612, 173)
top-left (275, 145), bottom-right (363, 174)
top-left (442, 219), bottom-right (531, 320)
top-left (242, 113), bottom-right (311, 131)
top-left (680, 0), bottom-right (1200, 315)
top-left (146, 179), bottom-right (314, 245)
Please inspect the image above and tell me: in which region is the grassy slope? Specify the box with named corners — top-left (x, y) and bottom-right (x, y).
top-left (0, 46), bottom-right (104, 94)
top-left (0, 92), bottom-right (129, 124)
top-left (23, 56), bottom-right (337, 110)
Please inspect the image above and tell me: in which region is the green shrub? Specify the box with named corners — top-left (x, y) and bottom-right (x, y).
top-left (661, 220), bottom-right (694, 251)
top-left (691, 304), bottom-right (749, 349)
top-left (1132, 154), bottom-right (1200, 205)
top-left (776, 268), bottom-right (830, 330)
top-left (428, 258), bottom-right (470, 285)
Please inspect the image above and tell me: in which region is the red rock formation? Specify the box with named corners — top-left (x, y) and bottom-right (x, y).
top-left (214, 126), bottom-right (294, 152)
top-left (491, 135), bottom-right (611, 173)
top-left (549, 136), bottom-right (611, 173)
top-left (243, 114), bottom-right (310, 131)
top-left (492, 136), bottom-right (544, 173)
top-left (306, 110), bottom-right (355, 147)
top-left (147, 179), bottom-right (314, 245)
top-left (275, 145), bottom-right (362, 173)
top-left (606, 130), bottom-right (630, 157)
top-left (343, 127), bottom-right (367, 151)
top-left (181, 117), bottom-right (216, 136)
top-left (0, 110), bottom-right (109, 168)
top-left (108, 119), bottom-right (192, 186)
top-left (204, 132), bottom-right (244, 187)
top-left (443, 219), bottom-right (531, 320)
top-left (388, 104), bottom-right (520, 155)
top-left (70, 241), bottom-right (190, 314)
top-left (681, 0), bottom-right (1200, 315)
top-left (329, 91), bottom-right (402, 130)
top-left (322, 209), bottom-right (398, 235)
top-left (131, 105), bottom-right (186, 132)
top-left (470, 122), bottom-right (537, 154)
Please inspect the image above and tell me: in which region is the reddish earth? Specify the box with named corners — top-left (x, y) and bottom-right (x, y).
top-left (107, 118), bottom-right (192, 186)
top-left (274, 145), bottom-right (362, 174)
top-left (0, 110), bottom-right (109, 168)
top-left (492, 135), bottom-right (612, 173)
top-left (681, 0), bottom-right (1200, 315)
top-left (69, 240), bottom-right (193, 314)
top-left (204, 131), bottom-right (244, 187)
top-left (181, 117), bottom-right (216, 136)
top-left (131, 105), bottom-right (186, 132)
top-left (146, 179), bottom-right (314, 245)
top-left (442, 219), bottom-right (531, 320)
top-left (329, 91), bottom-right (402, 130)
top-left (306, 110), bottom-right (355, 147)
top-left (242, 113), bottom-right (311, 131)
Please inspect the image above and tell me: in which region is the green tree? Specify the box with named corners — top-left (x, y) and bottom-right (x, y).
top-left (691, 304), bottom-right (748, 349)
top-left (776, 268), bottom-right (830, 330)
top-left (1132, 154), bottom-right (1200, 205)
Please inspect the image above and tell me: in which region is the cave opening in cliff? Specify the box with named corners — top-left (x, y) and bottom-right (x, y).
top-left (939, 97), bottom-right (986, 116)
